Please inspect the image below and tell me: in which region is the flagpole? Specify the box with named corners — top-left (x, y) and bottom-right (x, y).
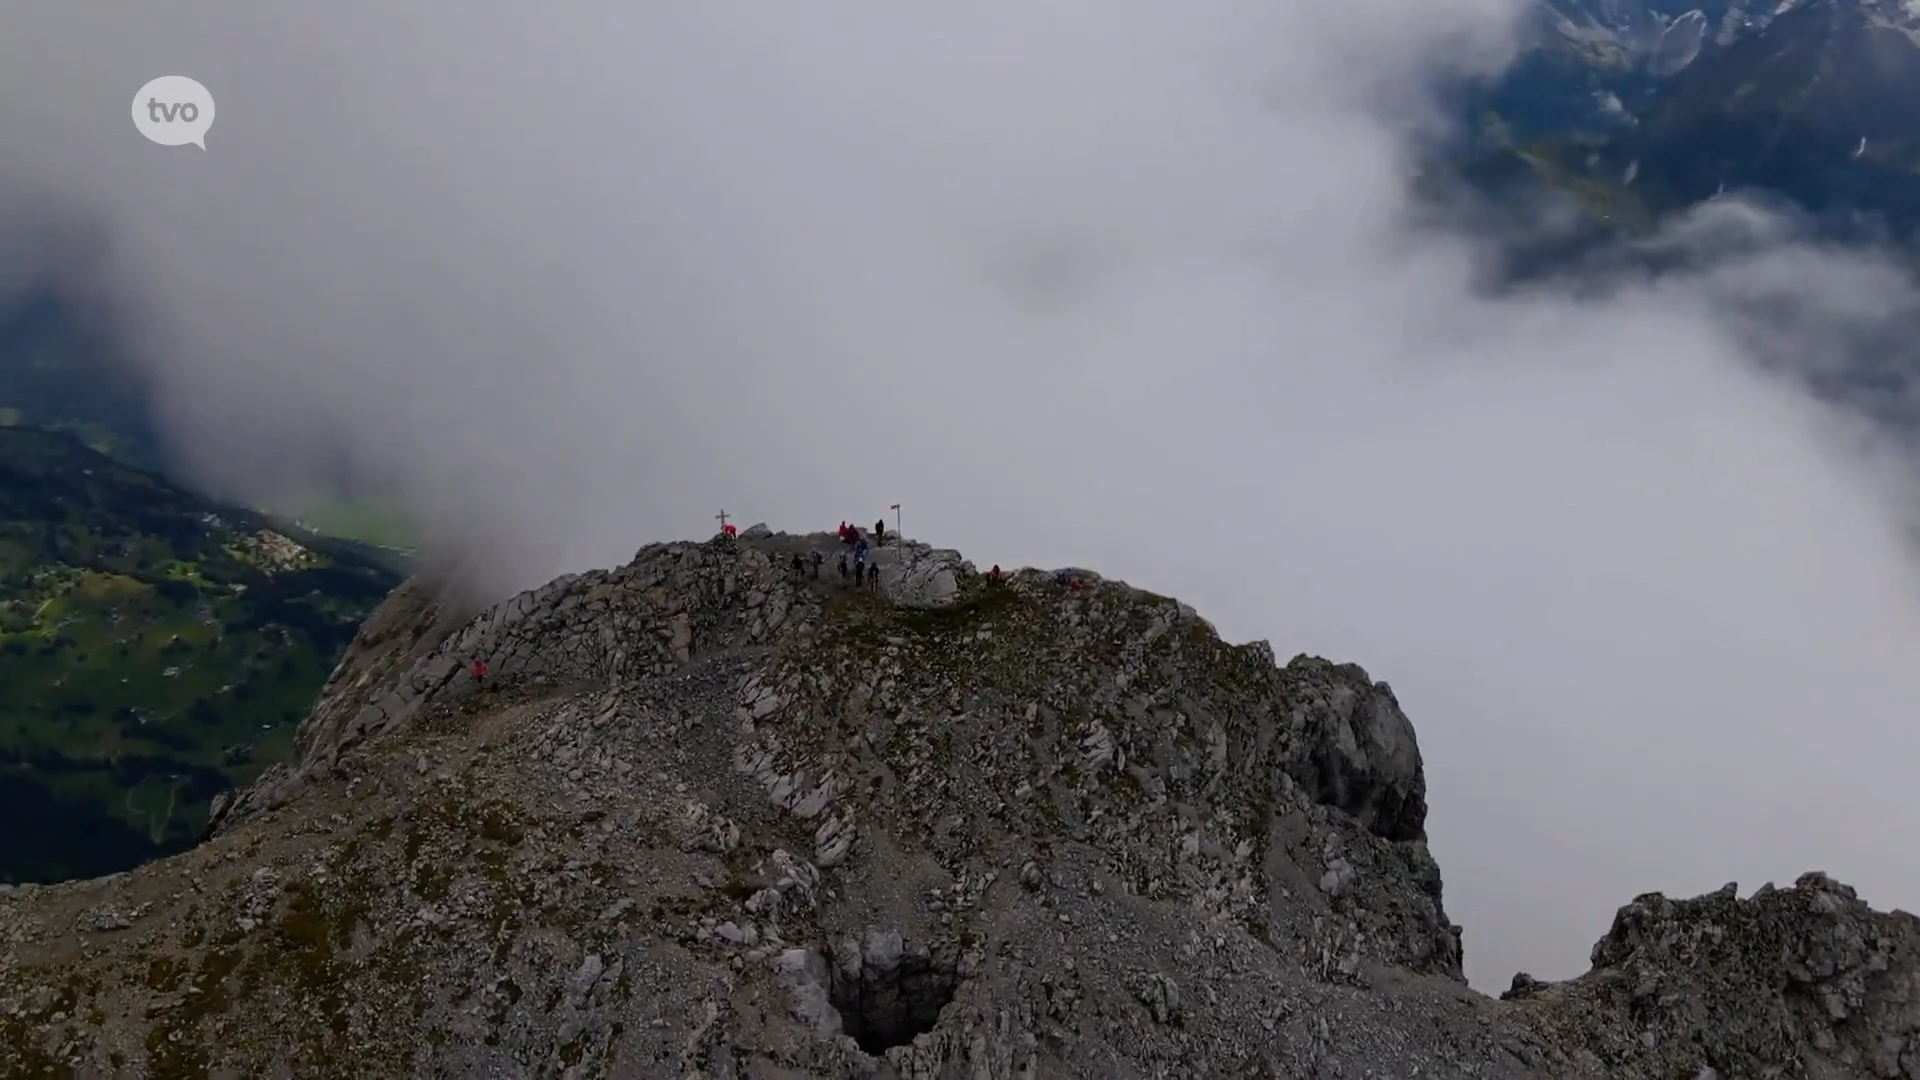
top-left (892, 503), bottom-right (901, 540)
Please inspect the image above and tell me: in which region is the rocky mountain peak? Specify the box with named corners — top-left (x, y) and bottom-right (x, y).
top-left (3, 528), bottom-right (1917, 1077)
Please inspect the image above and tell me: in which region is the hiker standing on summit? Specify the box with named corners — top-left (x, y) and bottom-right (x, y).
top-left (873, 518), bottom-right (886, 547)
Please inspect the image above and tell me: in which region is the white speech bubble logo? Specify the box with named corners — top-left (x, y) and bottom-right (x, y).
top-left (132, 76), bottom-right (216, 150)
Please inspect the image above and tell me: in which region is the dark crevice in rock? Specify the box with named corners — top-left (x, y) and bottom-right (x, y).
top-left (823, 934), bottom-right (959, 1056)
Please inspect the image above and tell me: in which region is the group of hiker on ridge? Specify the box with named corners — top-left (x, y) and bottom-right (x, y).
top-left (786, 518), bottom-right (888, 588)
top-left (467, 516), bottom-right (1087, 691)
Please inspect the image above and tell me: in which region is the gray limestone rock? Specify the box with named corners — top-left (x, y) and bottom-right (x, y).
top-left (1276, 657), bottom-right (1428, 843)
top-left (3, 528), bottom-right (1915, 1079)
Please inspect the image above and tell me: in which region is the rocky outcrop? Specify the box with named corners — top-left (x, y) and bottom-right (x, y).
top-left (1273, 658), bottom-right (1427, 844)
top-left (3, 529), bottom-right (1917, 1078)
top-left (1510, 873), bottom-right (1920, 1077)
top-left (211, 533), bottom-right (983, 842)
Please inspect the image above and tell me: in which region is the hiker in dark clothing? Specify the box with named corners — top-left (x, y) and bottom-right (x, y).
top-left (854, 536), bottom-right (869, 561)
top-left (789, 553), bottom-right (805, 580)
top-left (988, 564), bottom-right (1003, 583)
top-left (837, 552), bottom-right (850, 581)
top-left (854, 560), bottom-right (866, 586)
top-left (809, 550), bottom-right (823, 579)
top-left (866, 563), bottom-right (881, 589)
top-left (874, 518), bottom-right (886, 546)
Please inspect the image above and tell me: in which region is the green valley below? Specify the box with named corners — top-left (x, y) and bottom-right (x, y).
top-left (0, 427), bottom-right (402, 883)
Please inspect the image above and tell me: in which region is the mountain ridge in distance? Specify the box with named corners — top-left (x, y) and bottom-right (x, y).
top-left (1460, 0), bottom-right (1920, 235)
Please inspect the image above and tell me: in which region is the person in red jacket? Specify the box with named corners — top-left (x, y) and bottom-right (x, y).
top-left (472, 658), bottom-right (488, 685)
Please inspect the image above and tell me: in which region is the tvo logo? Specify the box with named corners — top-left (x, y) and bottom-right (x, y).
top-left (131, 76), bottom-right (215, 149)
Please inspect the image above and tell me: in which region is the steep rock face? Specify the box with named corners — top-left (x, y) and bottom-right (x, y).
top-left (203, 571), bottom-right (476, 835)
top-left (1, 530), bottom-right (1916, 1078)
top-left (1274, 662), bottom-right (1426, 844)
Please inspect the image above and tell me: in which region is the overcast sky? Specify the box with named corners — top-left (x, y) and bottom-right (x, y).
top-left (6, 1), bottom-right (1920, 990)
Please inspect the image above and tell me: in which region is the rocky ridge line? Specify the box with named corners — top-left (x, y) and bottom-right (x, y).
top-left (0, 527), bottom-right (1915, 1078)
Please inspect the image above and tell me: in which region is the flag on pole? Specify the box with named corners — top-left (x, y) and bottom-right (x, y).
top-left (889, 503), bottom-right (900, 510)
